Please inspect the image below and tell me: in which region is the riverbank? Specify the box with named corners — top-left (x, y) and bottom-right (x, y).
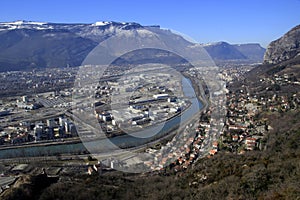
top-left (0, 137), bottom-right (82, 151)
top-left (0, 76), bottom-right (205, 159)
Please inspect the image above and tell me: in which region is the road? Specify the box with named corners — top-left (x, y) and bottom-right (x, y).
top-left (0, 75), bottom-right (218, 169)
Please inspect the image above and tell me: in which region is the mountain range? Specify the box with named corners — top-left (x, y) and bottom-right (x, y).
top-left (252, 24), bottom-right (300, 79)
top-left (231, 24), bottom-right (300, 98)
top-left (0, 20), bottom-right (265, 71)
top-left (0, 22), bottom-right (299, 200)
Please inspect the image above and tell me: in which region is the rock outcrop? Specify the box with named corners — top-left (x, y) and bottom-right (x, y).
top-left (264, 25), bottom-right (300, 64)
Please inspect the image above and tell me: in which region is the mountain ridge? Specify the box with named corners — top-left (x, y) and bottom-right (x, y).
top-left (231, 24), bottom-right (300, 96)
top-left (0, 20), bottom-right (265, 71)
top-left (264, 24), bottom-right (300, 64)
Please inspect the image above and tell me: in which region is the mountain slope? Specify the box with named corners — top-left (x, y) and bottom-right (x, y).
top-left (0, 21), bottom-right (194, 71)
top-left (230, 24), bottom-right (300, 89)
top-left (264, 25), bottom-right (300, 64)
top-left (233, 43), bottom-right (265, 62)
top-left (0, 29), bottom-right (97, 71)
top-left (202, 42), bottom-right (247, 60)
top-left (0, 20), bottom-right (266, 71)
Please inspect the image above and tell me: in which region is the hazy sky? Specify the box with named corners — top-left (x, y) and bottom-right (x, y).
top-left (0, 0), bottom-right (299, 47)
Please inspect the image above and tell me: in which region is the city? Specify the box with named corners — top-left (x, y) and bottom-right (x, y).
top-left (0, 61), bottom-right (287, 173)
top-left (0, 1), bottom-right (299, 199)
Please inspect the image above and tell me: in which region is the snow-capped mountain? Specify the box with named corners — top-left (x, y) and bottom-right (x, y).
top-left (0, 20), bottom-right (198, 71)
top-left (0, 20), bottom-right (265, 71)
top-left (0, 20), bottom-right (49, 30)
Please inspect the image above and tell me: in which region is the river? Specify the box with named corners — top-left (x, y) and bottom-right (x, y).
top-left (0, 77), bottom-right (202, 159)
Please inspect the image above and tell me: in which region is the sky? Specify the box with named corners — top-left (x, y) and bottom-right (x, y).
top-left (0, 0), bottom-right (299, 47)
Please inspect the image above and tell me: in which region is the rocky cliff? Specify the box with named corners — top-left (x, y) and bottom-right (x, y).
top-left (264, 25), bottom-right (300, 64)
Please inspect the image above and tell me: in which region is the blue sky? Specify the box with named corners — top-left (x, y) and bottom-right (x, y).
top-left (0, 0), bottom-right (299, 47)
